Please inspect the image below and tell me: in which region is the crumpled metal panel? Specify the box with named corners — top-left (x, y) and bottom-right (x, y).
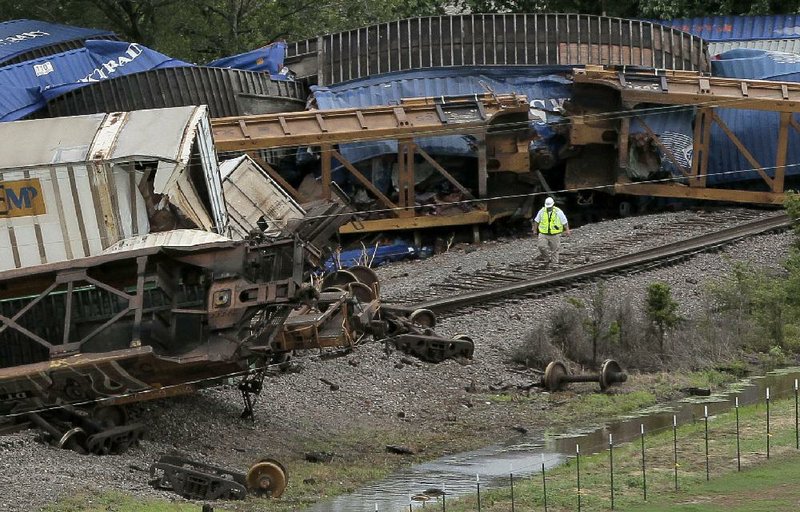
top-left (711, 48), bottom-right (800, 80)
top-left (0, 106), bottom-right (227, 270)
top-left (0, 106), bottom-right (204, 170)
top-left (0, 19), bottom-right (115, 65)
top-left (310, 66), bottom-right (571, 166)
top-left (0, 113), bottom-right (104, 168)
top-left (220, 155), bottom-right (305, 240)
top-left (709, 39), bottom-right (800, 57)
top-left (102, 230), bottom-right (233, 253)
top-left (109, 106), bottom-right (198, 163)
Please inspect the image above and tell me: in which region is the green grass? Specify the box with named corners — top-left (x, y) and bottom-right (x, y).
top-left (446, 395), bottom-right (800, 511)
top-left (36, 369), bottom-right (758, 511)
top-left (41, 492), bottom-right (224, 512)
top-left (624, 454), bottom-right (800, 511)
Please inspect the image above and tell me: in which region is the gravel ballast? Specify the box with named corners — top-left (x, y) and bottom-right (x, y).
top-left (0, 208), bottom-right (792, 511)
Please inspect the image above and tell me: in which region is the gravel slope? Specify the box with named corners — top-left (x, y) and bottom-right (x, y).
top-left (0, 208), bottom-right (792, 511)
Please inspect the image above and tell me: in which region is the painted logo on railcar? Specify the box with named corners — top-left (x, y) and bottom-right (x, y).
top-left (0, 178), bottom-right (46, 218)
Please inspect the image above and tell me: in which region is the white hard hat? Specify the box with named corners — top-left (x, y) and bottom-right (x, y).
top-left (544, 197), bottom-right (555, 207)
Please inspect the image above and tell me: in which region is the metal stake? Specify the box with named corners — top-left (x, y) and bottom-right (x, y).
top-left (704, 405), bottom-right (710, 481)
top-left (736, 397), bottom-right (741, 471)
top-left (673, 414), bottom-right (678, 491)
top-left (795, 379), bottom-right (798, 450)
top-left (541, 454), bottom-right (548, 512)
top-left (441, 482), bottom-right (446, 512)
top-left (576, 444), bottom-right (581, 512)
top-left (767, 387), bottom-right (771, 460)
top-left (510, 468), bottom-right (515, 512)
top-left (640, 424), bottom-right (647, 501)
top-left (609, 433), bottom-right (615, 510)
top-left (476, 474), bottom-right (481, 512)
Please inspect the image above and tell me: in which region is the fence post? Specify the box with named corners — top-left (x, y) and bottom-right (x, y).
top-left (640, 424), bottom-right (647, 501)
top-left (795, 379), bottom-right (799, 450)
top-left (609, 433), bottom-right (615, 510)
top-left (673, 414), bottom-right (678, 491)
top-left (541, 454), bottom-right (548, 512)
top-left (704, 405), bottom-right (710, 481)
top-left (441, 482), bottom-right (446, 512)
top-left (576, 444), bottom-right (581, 512)
top-left (734, 397), bottom-right (741, 471)
top-left (766, 387), bottom-right (771, 460)
top-left (510, 464), bottom-right (515, 512)
top-left (476, 474), bottom-right (481, 512)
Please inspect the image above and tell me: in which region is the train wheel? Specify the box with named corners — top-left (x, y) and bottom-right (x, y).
top-left (409, 308), bottom-right (436, 328)
top-left (321, 270), bottom-right (359, 290)
top-left (246, 458), bottom-right (288, 498)
top-left (347, 265), bottom-right (380, 296)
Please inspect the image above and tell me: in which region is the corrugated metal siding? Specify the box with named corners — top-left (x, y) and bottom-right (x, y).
top-left (655, 15), bottom-right (800, 42)
top-left (0, 19), bottom-right (116, 65)
top-left (220, 155), bottom-right (305, 240)
top-left (635, 47), bottom-right (800, 185)
top-left (311, 66), bottom-right (572, 165)
top-left (0, 41), bottom-right (189, 122)
top-left (288, 14), bottom-right (707, 84)
top-left (0, 107), bottom-right (225, 270)
top-left (1, 36), bottom-right (119, 66)
top-left (43, 66), bottom-right (307, 119)
top-left (0, 164), bottom-right (149, 271)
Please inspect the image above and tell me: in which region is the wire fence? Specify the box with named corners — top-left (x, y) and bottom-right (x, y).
top-left (370, 382), bottom-right (800, 511)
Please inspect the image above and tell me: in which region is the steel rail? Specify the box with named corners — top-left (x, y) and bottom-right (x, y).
top-left (405, 213), bottom-right (791, 313)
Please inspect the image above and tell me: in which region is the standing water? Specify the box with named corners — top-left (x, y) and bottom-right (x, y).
top-left (311, 366), bottom-right (800, 512)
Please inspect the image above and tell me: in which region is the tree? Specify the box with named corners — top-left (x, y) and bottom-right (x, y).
top-left (645, 281), bottom-right (681, 353)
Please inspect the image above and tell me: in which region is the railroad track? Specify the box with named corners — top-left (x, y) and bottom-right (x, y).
top-left (392, 212), bottom-right (791, 316)
top-left (381, 209), bottom-right (766, 305)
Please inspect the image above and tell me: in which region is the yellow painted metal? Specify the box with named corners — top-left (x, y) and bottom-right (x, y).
top-left (212, 94), bottom-right (530, 152)
top-left (614, 183), bottom-right (785, 205)
top-left (338, 210), bottom-right (491, 234)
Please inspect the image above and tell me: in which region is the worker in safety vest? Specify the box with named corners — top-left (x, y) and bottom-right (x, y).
top-left (532, 196), bottom-right (570, 265)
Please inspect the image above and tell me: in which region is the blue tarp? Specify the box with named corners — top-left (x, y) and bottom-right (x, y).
top-left (0, 40), bottom-right (189, 121)
top-left (0, 19), bottom-right (114, 65)
top-left (207, 41), bottom-right (290, 80)
top-left (654, 15), bottom-right (800, 41)
top-left (323, 243), bottom-right (420, 272)
top-left (310, 66), bottom-right (572, 172)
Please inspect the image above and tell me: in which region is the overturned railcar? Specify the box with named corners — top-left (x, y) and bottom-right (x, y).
top-left (287, 13), bottom-right (708, 84)
top-left (42, 66), bottom-right (307, 120)
top-left (0, 106), bottom-right (464, 459)
top-left (0, 107), bottom-right (351, 450)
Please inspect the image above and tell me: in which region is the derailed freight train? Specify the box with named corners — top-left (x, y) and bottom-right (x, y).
top-left (0, 106), bottom-right (470, 466)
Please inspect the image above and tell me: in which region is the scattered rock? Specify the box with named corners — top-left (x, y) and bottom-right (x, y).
top-left (681, 387), bottom-right (711, 396)
top-left (305, 451), bottom-right (335, 463)
top-left (510, 425), bottom-right (528, 435)
top-left (320, 378), bottom-right (340, 391)
top-left (386, 445), bottom-right (415, 455)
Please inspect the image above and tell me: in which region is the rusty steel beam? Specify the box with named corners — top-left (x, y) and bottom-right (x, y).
top-left (574, 66), bottom-right (800, 112)
top-left (338, 210), bottom-right (491, 234)
top-left (613, 183), bottom-right (786, 204)
top-left (211, 94), bottom-right (530, 152)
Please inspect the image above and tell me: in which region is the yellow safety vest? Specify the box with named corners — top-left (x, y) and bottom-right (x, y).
top-left (537, 207), bottom-right (564, 235)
